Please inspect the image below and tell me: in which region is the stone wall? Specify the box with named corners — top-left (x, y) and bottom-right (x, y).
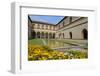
top-left (28, 16), bottom-right (88, 40)
top-left (55, 17), bottom-right (88, 39)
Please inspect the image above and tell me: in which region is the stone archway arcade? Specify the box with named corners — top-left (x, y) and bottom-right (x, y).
top-left (31, 31), bottom-right (55, 39)
top-left (28, 16), bottom-right (88, 40)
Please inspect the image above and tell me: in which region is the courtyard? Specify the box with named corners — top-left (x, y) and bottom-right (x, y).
top-left (28, 15), bottom-right (88, 61)
top-left (28, 39), bottom-right (88, 61)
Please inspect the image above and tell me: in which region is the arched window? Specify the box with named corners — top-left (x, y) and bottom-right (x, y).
top-left (69, 32), bottom-right (72, 39)
top-left (82, 29), bottom-right (88, 39)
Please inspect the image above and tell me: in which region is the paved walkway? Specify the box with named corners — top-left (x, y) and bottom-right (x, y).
top-left (42, 39), bottom-right (47, 45)
top-left (50, 39), bottom-right (88, 51)
top-left (56, 39), bottom-right (87, 47)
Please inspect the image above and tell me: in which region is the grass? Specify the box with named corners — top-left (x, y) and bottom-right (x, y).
top-left (28, 39), bottom-right (44, 45)
top-left (28, 38), bottom-right (88, 49)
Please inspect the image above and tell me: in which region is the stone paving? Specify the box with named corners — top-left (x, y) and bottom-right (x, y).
top-left (46, 39), bottom-right (88, 51)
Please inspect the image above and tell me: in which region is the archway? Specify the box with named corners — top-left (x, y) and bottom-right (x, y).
top-left (41, 32), bottom-right (44, 38)
top-left (37, 32), bottom-right (40, 38)
top-left (82, 29), bottom-right (88, 39)
top-left (46, 33), bottom-right (48, 39)
top-left (49, 33), bottom-right (52, 39)
top-left (53, 33), bottom-right (55, 39)
top-left (31, 30), bottom-right (36, 39)
top-left (69, 32), bottom-right (72, 39)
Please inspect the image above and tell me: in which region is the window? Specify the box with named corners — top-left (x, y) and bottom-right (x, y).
top-left (37, 24), bottom-right (40, 29)
top-left (69, 32), bottom-right (72, 39)
top-left (42, 25), bottom-right (44, 29)
top-left (32, 24), bottom-right (35, 29)
top-left (63, 21), bottom-right (65, 26)
top-left (70, 17), bottom-right (72, 23)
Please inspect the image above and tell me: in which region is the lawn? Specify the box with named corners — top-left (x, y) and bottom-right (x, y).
top-left (28, 39), bottom-right (44, 45)
top-left (28, 39), bottom-right (88, 49)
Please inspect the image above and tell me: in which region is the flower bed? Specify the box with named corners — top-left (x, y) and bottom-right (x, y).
top-left (28, 44), bottom-right (87, 61)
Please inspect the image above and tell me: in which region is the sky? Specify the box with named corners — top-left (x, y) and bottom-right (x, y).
top-left (29, 15), bottom-right (64, 25)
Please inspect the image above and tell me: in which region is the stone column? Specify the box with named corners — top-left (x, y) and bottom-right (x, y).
top-left (40, 32), bottom-right (41, 39)
top-left (35, 32), bottom-right (37, 38)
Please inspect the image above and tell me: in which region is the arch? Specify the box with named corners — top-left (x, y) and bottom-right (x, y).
top-left (31, 30), bottom-right (36, 39)
top-left (53, 33), bottom-right (55, 39)
top-left (69, 32), bottom-right (72, 39)
top-left (37, 32), bottom-right (40, 38)
top-left (46, 32), bottom-right (48, 38)
top-left (41, 32), bottom-right (44, 38)
top-left (49, 33), bottom-right (52, 39)
top-left (82, 29), bottom-right (88, 39)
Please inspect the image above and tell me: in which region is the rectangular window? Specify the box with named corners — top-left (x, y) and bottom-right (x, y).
top-left (70, 17), bottom-right (72, 23)
top-left (38, 24), bottom-right (40, 29)
top-left (42, 25), bottom-right (44, 29)
top-left (63, 21), bottom-right (65, 26)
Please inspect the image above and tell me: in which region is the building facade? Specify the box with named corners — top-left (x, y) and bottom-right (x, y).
top-left (28, 16), bottom-right (88, 40)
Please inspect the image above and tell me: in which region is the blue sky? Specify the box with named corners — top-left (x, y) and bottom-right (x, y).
top-left (29, 15), bottom-right (64, 25)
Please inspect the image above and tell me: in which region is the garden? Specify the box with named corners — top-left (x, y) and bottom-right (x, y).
top-left (28, 43), bottom-right (88, 61)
